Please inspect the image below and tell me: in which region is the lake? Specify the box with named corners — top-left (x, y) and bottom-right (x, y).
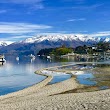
top-left (0, 55), bottom-right (72, 96)
top-left (0, 55), bottom-right (110, 95)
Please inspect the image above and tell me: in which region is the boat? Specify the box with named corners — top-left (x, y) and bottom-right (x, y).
top-left (47, 56), bottom-right (51, 59)
top-left (29, 54), bottom-right (36, 59)
top-left (16, 56), bottom-right (19, 61)
top-left (29, 54), bottom-right (35, 63)
top-left (0, 55), bottom-right (6, 62)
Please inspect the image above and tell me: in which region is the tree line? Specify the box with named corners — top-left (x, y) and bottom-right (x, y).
top-left (37, 42), bottom-right (110, 56)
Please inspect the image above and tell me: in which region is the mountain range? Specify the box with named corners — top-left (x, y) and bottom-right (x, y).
top-left (0, 34), bottom-right (110, 55)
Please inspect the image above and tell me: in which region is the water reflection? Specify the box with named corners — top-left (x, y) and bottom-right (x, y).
top-left (0, 55), bottom-right (70, 95)
top-left (77, 73), bottom-right (97, 85)
top-left (0, 55), bottom-right (110, 95)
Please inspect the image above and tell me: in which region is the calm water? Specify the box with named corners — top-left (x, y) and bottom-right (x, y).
top-left (0, 55), bottom-right (70, 96)
top-left (57, 62), bottom-right (110, 90)
top-left (75, 63), bottom-right (110, 90)
top-left (49, 75), bottom-right (71, 84)
top-left (0, 55), bottom-right (110, 95)
top-left (77, 73), bottom-right (97, 85)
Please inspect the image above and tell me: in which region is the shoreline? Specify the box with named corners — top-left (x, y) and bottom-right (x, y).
top-left (0, 70), bottom-right (53, 99)
top-left (0, 64), bottom-right (110, 109)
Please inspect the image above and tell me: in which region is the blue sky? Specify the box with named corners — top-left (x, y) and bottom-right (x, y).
top-left (0, 0), bottom-right (110, 43)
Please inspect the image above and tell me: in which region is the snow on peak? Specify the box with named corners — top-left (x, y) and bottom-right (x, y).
top-left (0, 42), bottom-right (7, 46)
top-left (19, 34), bottom-right (110, 44)
top-left (104, 37), bottom-right (110, 42)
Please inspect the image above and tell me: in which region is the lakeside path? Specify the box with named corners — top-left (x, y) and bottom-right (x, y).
top-left (0, 67), bottom-right (110, 109)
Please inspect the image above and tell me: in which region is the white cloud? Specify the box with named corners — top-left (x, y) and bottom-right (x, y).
top-left (90, 31), bottom-right (110, 37)
top-left (11, 35), bottom-right (33, 39)
top-left (74, 0), bottom-right (86, 4)
top-left (72, 4), bottom-right (103, 10)
top-left (67, 18), bottom-right (86, 22)
top-left (0, 10), bottom-right (7, 14)
top-left (0, 0), bottom-right (44, 10)
top-left (62, 0), bottom-right (85, 3)
top-left (40, 31), bottom-right (110, 38)
top-left (29, 3), bottom-right (44, 10)
top-left (0, 0), bottom-right (42, 4)
top-left (0, 22), bottom-right (52, 34)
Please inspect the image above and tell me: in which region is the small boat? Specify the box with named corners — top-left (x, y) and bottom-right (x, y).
top-left (29, 54), bottom-right (36, 59)
top-left (0, 58), bottom-right (6, 62)
top-left (0, 55), bottom-right (6, 62)
top-left (47, 56), bottom-right (51, 59)
top-left (16, 56), bottom-right (19, 61)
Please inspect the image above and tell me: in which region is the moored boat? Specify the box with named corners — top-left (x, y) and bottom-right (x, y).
top-left (0, 55), bottom-right (6, 62)
top-left (16, 56), bottom-right (19, 61)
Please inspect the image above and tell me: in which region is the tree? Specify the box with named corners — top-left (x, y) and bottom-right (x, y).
top-left (55, 47), bottom-right (73, 56)
top-left (75, 46), bottom-right (87, 54)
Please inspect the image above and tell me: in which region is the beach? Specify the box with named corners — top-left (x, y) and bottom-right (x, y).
top-left (0, 68), bottom-right (110, 110)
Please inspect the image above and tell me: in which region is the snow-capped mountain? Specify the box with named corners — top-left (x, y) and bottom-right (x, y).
top-left (0, 34), bottom-right (110, 54)
top-left (0, 42), bottom-right (8, 47)
top-left (19, 34), bottom-right (97, 43)
top-left (19, 34), bottom-right (110, 44)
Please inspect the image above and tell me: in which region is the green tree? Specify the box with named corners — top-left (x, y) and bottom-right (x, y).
top-left (55, 47), bottom-right (72, 56)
